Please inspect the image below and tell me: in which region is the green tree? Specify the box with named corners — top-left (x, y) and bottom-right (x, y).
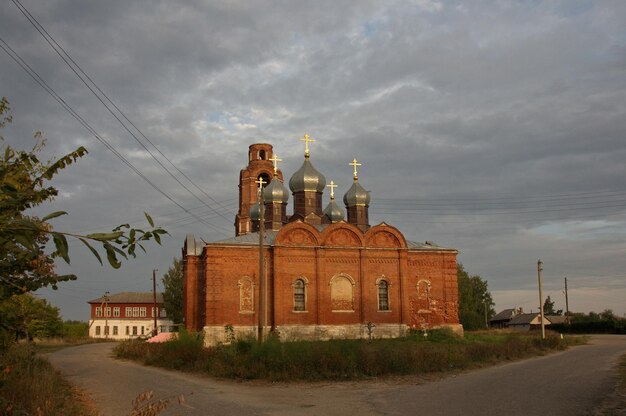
top-left (61, 320), bottom-right (89, 339)
top-left (161, 257), bottom-right (183, 324)
top-left (599, 309), bottom-right (617, 321)
top-left (543, 295), bottom-right (556, 315)
top-left (0, 97), bottom-right (167, 300)
top-left (457, 263), bottom-right (495, 331)
top-left (0, 294), bottom-right (63, 340)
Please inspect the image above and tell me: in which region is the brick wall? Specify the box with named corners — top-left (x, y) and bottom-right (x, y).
top-left (184, 222), bottom-right (460, 344)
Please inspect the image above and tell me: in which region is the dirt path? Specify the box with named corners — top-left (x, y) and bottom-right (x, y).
top-left (47, 335), bottom-right (626, 416)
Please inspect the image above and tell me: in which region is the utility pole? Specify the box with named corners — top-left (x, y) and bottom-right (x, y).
top-left (152, 269), bottom-right (158, 336)
top-left (256, 177), bottom-right (266, 343)
top-left (537, 260), bottom-right (545, 340)
top-left (564, 277), bottom-right (570, 324)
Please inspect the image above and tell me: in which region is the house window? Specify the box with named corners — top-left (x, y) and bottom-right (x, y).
top-left (95, 307), bottom-right (102, 317)
top-left (141, 326), bottom-right (145, 335)
top-left (132, 326), bottom-right (137, 335)
top-left (133, 307), bottom-right (139, 317)
top-left (160, 309), bottom-right (167, 318)
top-left (104, 326), bottom-right (109, 335)
top-left (140, 307), bottom-right (146, 317)
top-left (151, 307), bottom-right (156, 317)
top-left (125, 326), bottom-right (130, 335)
top-left (378, 280), bottom-right (389, 311)
top-left (95, 326), bottom-right (101, 335)
top-left (125, 307), bottom-right (132, 317)
top-left (113, 326), bottom-right (118, 335)
top-left (113, 307), bottom-right (120, 317)
top-left (293, 279), bottom-right (306, 311)
top-left (159, 325), bottom-right (166, 333)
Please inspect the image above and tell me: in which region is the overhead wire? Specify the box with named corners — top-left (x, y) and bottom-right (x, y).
top-left (0, 36), bottom-right (230, 236)
top-left (10, 0), bottom-right (235, 224)
top-left (5, 1), bottom-right (626, 233)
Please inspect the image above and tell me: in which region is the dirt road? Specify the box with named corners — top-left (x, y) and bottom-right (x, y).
top-left (47, 335), bottom-right (626, 415)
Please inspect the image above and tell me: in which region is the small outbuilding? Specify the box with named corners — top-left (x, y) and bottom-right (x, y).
top-left (490, 308), bottom-right (523, 328)
top-left (507, 312), bottom-right (551, 331)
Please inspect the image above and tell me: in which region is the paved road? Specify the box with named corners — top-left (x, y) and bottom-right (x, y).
top-left (47, 335), bottom-right (626, 416)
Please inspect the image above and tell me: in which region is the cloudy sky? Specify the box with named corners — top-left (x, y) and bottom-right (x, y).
top-left (1, 0), bottom-right (625, 321)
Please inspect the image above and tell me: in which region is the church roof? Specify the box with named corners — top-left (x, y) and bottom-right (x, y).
top-left (343, 179), bottom-right (370, 207)
top-left (213, 230), bottom-right (281, 245)
top-left (289, 157), bottom-right (326, 193)
top-left (323, 198), bottom-right (345, 222)
top-left (250, 201), bottom-right (260, 220)
top-left (264, 176), bottom-right (289, 203)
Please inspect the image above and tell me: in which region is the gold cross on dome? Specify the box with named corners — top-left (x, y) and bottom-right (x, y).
top-left (327, 180), bottom-right (338, 199)
top-left (255, 177), bottom-right (267, 190)
top-left (269, 154), bottom-right (282, 175)
top-left (349, 158), bottom-right (362, 179)
top-left (300, 133), bottom-right (315, 156)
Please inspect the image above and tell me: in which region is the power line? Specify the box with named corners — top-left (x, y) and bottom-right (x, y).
top-left (0, 36), bottom-right (230, 236)
top-left (377, 187), bottom-right (626, 204)
top-left (10, 0), bottom-right (235, 224)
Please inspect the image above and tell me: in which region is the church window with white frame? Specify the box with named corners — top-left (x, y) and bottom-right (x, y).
top-left (378, 280), bottom-right (390, 311)
top-left (293, 279), bottom-right (306, 311)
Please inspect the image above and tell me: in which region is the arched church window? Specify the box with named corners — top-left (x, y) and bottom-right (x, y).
top-left (330, 274), bottom-right (355, 311)
top-left (293, 279), bottom-right (305, 311)
top-left (378, 280), bottom-right (389, 311)
top-left (417, 279), bottom-right (431, 300)
top-left (238, 277), bottom-right (254, 313)
top-left (259, 150), bottom-right (266, 160)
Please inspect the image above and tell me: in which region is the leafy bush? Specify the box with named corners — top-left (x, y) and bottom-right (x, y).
top-left (115, 330), bottom-right (583, 381)
top-left (551, 320), bottom-right (626, 334)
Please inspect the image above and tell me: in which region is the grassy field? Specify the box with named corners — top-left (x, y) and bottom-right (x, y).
top-left (115, 328), bottom-right (586, 381)
top-left (0, 342), bottom-right (97, 416)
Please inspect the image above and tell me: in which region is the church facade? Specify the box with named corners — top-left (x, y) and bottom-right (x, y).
top-left (183, 139), bottom-right (461, 345)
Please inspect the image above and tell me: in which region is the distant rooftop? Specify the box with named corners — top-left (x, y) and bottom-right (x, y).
top-left (88, 292), bottom-right (164, 304)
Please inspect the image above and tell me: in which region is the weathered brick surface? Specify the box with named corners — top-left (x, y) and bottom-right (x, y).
top-left (183, 144), bottom-right (461, 344)
top-left (183, 222), bottom-right (461, 344)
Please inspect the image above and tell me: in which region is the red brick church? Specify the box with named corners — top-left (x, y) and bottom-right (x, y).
top-left (183, 137), bottom-right (461, 345)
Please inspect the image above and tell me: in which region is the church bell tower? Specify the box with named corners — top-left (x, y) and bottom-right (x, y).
top-left (235, 143), bottom-right (283, 236)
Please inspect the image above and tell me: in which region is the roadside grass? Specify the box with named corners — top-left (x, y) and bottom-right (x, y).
top-left (0, 343), bottom-right (97, 416)
top-left (114, 328), bottom-right (585, 381)
top-left (33, 336), bottom-right (111, 353)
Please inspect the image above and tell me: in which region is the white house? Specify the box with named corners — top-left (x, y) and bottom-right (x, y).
top-left (87, 292), bottom-right (175, 340)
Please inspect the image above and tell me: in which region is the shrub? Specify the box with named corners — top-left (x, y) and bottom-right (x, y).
top-left (115, 331), bottom-right (582, 381)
